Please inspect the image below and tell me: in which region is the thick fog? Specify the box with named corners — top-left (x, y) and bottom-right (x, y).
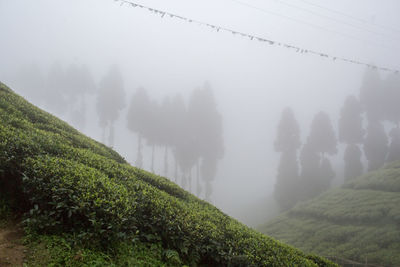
top-left (1, 0), bottom-right (399, 226)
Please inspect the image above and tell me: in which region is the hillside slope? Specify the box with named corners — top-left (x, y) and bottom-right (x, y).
top-left (0, 82), bottom-right (335, 266)
top-left (259, 161), bottom-right (400, 266)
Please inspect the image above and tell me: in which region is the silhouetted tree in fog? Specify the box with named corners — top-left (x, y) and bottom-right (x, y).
top-left (387, 127), bottom-right (400, 163)
top-left (64, 64), bottom-right (96, 130)
top-left (319, 157), bottom-right (335, 190)
top-left (127, 88), bottom-right (151, 168)
top-left (307, 111), bottom-right (337, 156)
top-left (160, 96), bottom-right (174, 176)
top-left (364, 121), bottom-right (388, 171)
top-left (189, 83), bottom-right (224, 200)
top-left (96, 65), bottom-right (126, 147)
top-left (145, 99), bottom-right (162, 172)
top-left (299, 142), bottom-right (321, 200)
top-left (300, 111), bottom-right (337, 200)
top-left (343, 144), bottom-right (363, 179)
top-left (46, 62), bottom-right (69, 115)
top-left (383, 73), bottom-right (400, 126)
top-left (383, 73), bottom-right (400, 164)
top-left (339, 96), bottom-right (364, 144)
top-left (359, 68), bottom-right (384, 122)
top-left (170, 94), bottom-right (186, 182)
top-left (338, 95), bottom-right (364, 180)
top-left (273, 107), bottom-right (301, 210)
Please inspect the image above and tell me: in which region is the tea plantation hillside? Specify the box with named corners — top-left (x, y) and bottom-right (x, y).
top-left (259, 161), bottom-right (400, 266)
top-left (0, 82), bottom-right (335, 266)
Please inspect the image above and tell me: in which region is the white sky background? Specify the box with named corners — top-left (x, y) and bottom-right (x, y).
top-left (0, 0), bottom-right (399, 224)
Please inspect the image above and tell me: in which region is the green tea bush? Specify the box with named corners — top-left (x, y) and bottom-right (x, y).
top-left (0, 82), bottom-right (335, 266)
top-left (260, 157), bottom-right (400, 266)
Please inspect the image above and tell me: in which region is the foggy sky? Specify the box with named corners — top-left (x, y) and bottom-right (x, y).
top-left (1, 0), bottom-right (399, 225)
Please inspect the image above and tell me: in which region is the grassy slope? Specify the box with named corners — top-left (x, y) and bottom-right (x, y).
top-left (0, 82), bottom-right (335, 266)
top-left (259, 161), bottom-right (400, 266)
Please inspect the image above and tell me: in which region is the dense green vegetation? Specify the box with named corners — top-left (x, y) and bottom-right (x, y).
top-left (0, 82), bottom-right (334, 266)
top-left (260, 160), bottom-right (400, 266)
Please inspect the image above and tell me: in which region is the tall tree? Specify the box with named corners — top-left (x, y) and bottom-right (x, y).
top-left (364, 121), bottom-right (388, 171)
top-left (96, 65), bottom-right (125, 147)
top-left (127, 88), bottom-right (151, 168)
top-left (273, 107), bottom-right (301, 210)
top-left (65, 64), bottom-right (96, 130)
top-left (188, 83), bottom-right (224, 199)
top-left (359, 68), bottom-right (384, 122)
top-left (145, 99), bottom-right (162, 173)
top-left (338, 95), bottom-right (364, 144)
top-left (45, 62), bottom-right (68, 116)
top-left (274, 108), bottom-right (301, 153)
top-left (338, 95), bottom-right (364, 180)
top-left (387, 127), bottom-right (400, 163)
top-left (318, 156), bottom-right (335, 191)
top-left (343, 144), bottom-right (363, 179)
top-left (170, 94), bottom-right (187, 183)
top-left (307, 111), bottom-right (337, 156)
top-left (300, 111), bottom-right (337, 200)
top-left (299, 142), bottom-right (321, 200)
top-left (383, 73), bottom-right (400, 126)
top-left (160, 96), bottom-right (175, 176)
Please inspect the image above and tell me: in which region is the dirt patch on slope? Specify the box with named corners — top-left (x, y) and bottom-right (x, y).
top-left (0, 222), bottom-right (26, 267)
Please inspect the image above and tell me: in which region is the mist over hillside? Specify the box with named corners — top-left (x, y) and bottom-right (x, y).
top-left (1, 0), bottom-right (399, 227)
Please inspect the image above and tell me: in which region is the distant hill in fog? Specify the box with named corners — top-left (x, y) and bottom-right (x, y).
top-left (259, 160), bottom-right (400, 266)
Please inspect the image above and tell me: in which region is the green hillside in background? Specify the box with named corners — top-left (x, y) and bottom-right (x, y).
top-left (0, 82), bottom-right (335, 266)
top-left (259, 161), bottom-right (400, 266)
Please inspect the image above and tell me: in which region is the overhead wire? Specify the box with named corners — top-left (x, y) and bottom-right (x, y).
top-left (295, 0), bottom-right (400, 34)
top-left (113, 0), bottom-right (399, 73)
top-left (227, 0), bottom-right (398, 49)
top-left (263, 0), bottom-right (400, 42)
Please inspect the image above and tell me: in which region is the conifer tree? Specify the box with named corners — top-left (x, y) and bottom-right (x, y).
top-left (307, 111), bottom-right (337, 156)
top-left (300, 111), bottom-right (337, 200)
top-left (387, 127), bottom-right (400, 163)
top-left (383, 73), bottom-right (400, 126)
top-left (343, 144), bottom-right (363, 179)
top-left (338, 95), bottom-right (364, 180)
top-left (170, 94), bottom-right (186, 183)
top-left (364, 121), bottom-right (388, 171)
top-left (359, 68), bottom-right (384, 122)
top-left (299, 142), bottom-right (321, 200)
top-left (96, 65), bottom-right (125, 147)
top-left (274, 107), bottom-right (301, 210)
top-left (127, 87), bottom-right (151, 168)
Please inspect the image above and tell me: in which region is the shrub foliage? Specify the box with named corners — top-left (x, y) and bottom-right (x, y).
top-left (0, 82), bottom-right (334, 266)
top-left (260, 158), bottom-right (400, 266)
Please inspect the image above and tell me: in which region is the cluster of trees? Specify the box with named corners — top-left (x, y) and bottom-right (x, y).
top-left (13, 64), bottom-right (225, 201)
top-left (274, 108), bottom-right (337, 210)
top-left (96, 65), bottom-right (126, 147)
top-left (358, 68), bottom-right (400, 171)
top-left (126, 83), bottom-right (224, 201)
top-left (127, 83), bottom-right (224, 200)
top-left (14, 62), bottom-right (96, 131)
top-left (274, 68), bottom-right (400, 211)
top-left (338, 68), bottom-right (400, 180)
top-left (14, 63), bottom-right (128, 147)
